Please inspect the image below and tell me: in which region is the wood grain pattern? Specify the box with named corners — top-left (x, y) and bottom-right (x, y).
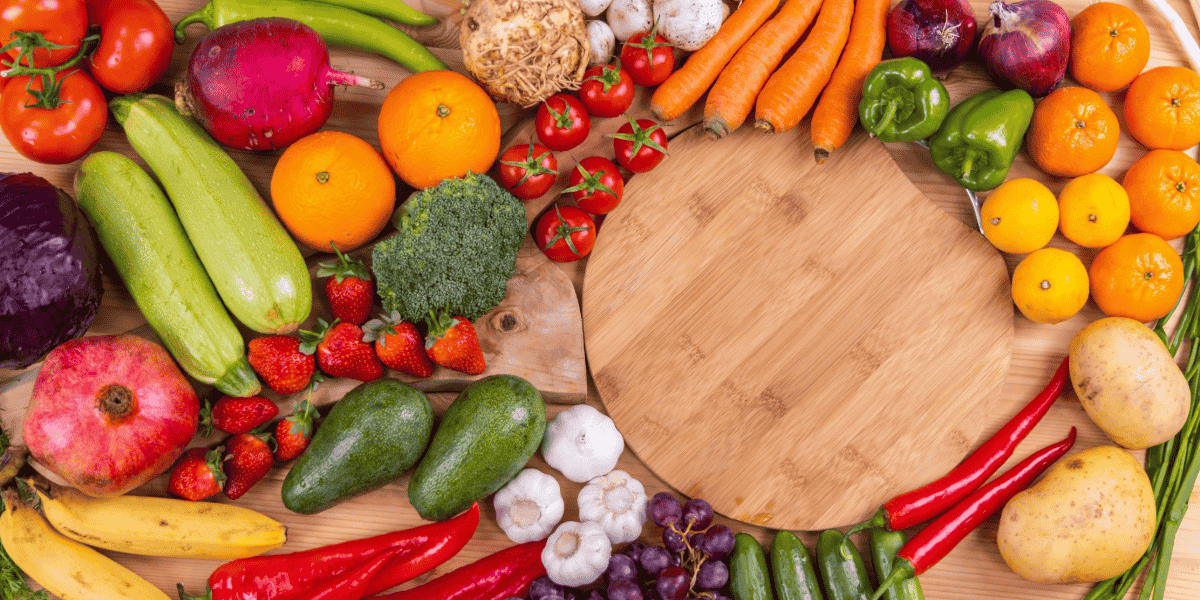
top-left (582, 123), bottom-right (1013, 530)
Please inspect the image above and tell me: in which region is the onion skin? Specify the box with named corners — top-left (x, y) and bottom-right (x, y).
top-left (887, 0), bottom-right (978, 73)
top-left (978, 0), bottom-right (1071, 97)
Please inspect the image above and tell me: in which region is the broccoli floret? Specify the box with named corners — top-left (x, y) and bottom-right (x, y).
top-left (372, 172), bottom-right (527, 323)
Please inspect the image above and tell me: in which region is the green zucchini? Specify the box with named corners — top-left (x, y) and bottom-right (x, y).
top-left (109, 93), bottom-right (311, 335)
top-left (815, 530), bottom-right (872, 600)
top-left (869, 529), bottom-right (924, 600)
top-left (731, 532), bottom-right (776, 600)
top-left (74, 151), bottom-right (260, 396)
top-left (771, 531), bottom-right (824, 600)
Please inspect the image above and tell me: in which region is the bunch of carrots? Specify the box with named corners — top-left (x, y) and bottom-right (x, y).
top-left (648, 0), bottom-right (889, 162)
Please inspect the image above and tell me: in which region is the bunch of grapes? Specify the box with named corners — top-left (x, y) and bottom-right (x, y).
top-left (527, 492), bottom-right (735, 600)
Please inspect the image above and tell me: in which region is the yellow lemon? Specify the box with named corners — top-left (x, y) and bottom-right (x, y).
top-left (1011, 248), bottom-right (1090, 324)
top-left (1057, 173), bottom-right (1131, 248)
top-left (981, 178), bottom-right (1060, 254)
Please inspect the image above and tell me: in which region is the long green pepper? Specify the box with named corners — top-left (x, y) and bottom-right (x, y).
top-left (174, 0), bottom-right (446, 74)
top-left (927, 89), bottom-right (1034, 192)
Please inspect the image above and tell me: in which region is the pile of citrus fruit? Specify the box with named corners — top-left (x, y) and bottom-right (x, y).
top-left (979, 1), bottom-right (1200, 327)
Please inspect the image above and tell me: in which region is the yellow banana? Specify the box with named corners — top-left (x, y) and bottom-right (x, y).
top-left (0, 489), bottom-right (171, 600)
top-left (34, 482), bottom-right (287, 559)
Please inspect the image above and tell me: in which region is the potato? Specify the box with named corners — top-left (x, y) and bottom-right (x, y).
top-left (1069, 316), bottom-right (1190, 449)
top-left (997, 445), bottom-right (1155, 584)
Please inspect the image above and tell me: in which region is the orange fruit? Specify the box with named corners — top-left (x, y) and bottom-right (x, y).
top-left (377, 70), bottom-right (501, 189)
top-left (1089, 232), bottom-right (1184, 322)
top-left (1123, 66), bottom-right (1200, 151)
top-left (1026, 86), bottom-right (1120, 178)
top-left (1011, 248), bottom-right (1090, 324)
top-left (270, 130), bottom-right (396, 252)
top-left (980, 178), bottom-right (1059, 254)
top-left (1058, 173), bottom-right (1130, 248)
top-left (1069, 2), bottom-right (1150, 93)
top-left (1122, 148), bottom-right (1200, 240)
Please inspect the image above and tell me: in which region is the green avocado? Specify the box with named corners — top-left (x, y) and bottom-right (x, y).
top-left (407, 375), bottom-right (546, 521)
top-left (281, 378), bottom-right (433, 514)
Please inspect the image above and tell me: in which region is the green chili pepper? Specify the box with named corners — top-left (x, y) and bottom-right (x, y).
top-left (174, 0), bottom-right (446, 74)
top-left (858, 57), bottom-right (950, 143)
top-left (927, 88), bottom-right (1035, 192)
top-left (307, 0), bottom-right (437, 27)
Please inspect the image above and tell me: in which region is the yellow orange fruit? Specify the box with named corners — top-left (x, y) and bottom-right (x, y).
top-left (1011, 248), bottom-right (1090, 324)
top-left (981, 178), bottom-right (1060, 254)
top-left (1057, 173), bottom-right (1130, 248)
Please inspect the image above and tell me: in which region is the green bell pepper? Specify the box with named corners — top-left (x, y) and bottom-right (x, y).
top-left (927, 89), bottom-right (1035, 192)
top-left (858, 57), bottom-right (950, 143)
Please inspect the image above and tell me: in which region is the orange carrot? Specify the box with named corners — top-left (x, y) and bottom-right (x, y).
top-left (649, 0), bottom-right (782, 122)
top-left (753, 0), bottom-right (854, 134)
top-left (809, 0), bottom-right (890, 162)
top-left (703, 0), bottom-right (824, 139)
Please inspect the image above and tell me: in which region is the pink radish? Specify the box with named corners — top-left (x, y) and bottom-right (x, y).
top-left (178, 17), bottom-right (384, 151)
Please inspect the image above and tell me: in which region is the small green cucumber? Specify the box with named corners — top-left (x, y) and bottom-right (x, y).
top-left (731, 532), bottom-right (775, 600)
top-left (73, 151), bottom-right (259, 397)
top-left (816, 530), bottom-right (872, 600)
top-left (109, 93), bottom-right (311, 335)
top-left (771, 531), bottom-right (824, 600)
top-left (407, 375), bottom-right (545, 521)
top-left (282, 379), bottom-right (433, 514)
top-left (869, 529), bottom-right (924, 600)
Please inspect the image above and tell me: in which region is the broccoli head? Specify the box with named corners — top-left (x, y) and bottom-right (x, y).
top-left (371, 172), bottom-right (528, 323)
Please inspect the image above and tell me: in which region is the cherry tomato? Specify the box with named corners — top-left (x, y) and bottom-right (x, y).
top-left (497, 141), bottom-right (558, 200)
top-left (535, 94), bottom-right (590, 152)
top-left (612, 117), bottom-right (668, 173)
top-left (0, 0), bottom-right (88, 67)
top-left (619, 30), bottom-right (675, 87)
top-left (86, 0), bottom-right (173, 93)
top-left (535, 205), bottom-right (596, 262)
top-left (578, 63), bottom-right (635, 119)
top-left (0, 68), bottom-right (107, 164)
top-left (564, 156), bottom-right (624, 215)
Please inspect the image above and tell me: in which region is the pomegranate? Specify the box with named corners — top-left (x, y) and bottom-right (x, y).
top-left (23, 334), bottom-right (199, 497)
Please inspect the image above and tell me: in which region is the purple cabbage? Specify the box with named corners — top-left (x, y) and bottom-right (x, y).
top-left (0, 173), bottom-right (103, 369)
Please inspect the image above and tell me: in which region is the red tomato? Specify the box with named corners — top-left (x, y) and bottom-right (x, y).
top-left (612, 117), bottom-right (668, 173)
top-left (619, 30), bottom-right (675, 87)
top-left (86, 0), bottom-right (174, 93)
top-left (0, 0), bottom-right (88, 67)
top-left (564, 156), bottom-right (624, 215)
top-left (578, 64), bottom-right (635, 119)
top-left (535, 205), bottom-right (596, 262)
top-left (0, 68), bottom-right (107, 164)
top-left (497, 142), bottom-right (559, 200)
top-left (535, 94), bottom-right (590, 152)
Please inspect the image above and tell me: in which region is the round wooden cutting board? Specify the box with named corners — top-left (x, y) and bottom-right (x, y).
top-left (583, 122), bottom-right (1014, 530)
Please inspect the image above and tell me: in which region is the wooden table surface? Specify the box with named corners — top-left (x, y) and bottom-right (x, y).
top-left (2, 0), bottom-right (1200, 597)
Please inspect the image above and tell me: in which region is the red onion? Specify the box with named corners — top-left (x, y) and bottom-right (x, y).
top-left (978, 0), bottom-right (1071, 97)
top-left (887, 0), bottom-right (978, 73)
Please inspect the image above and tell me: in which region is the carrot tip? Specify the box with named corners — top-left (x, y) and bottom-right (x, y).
top-left (814, 148), bottom-right (829, 164)
top-left (754, 120), bottom-right (775, 133)
top-left (705, 120), bottom-right (730, 140)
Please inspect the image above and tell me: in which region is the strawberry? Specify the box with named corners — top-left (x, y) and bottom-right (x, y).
top-left (248, 335), bottom-right (316, 395)
top-left (316, 244), bottom-right (374, 326)
top-left (362, 311), bottom-right (434, 378)
top-left (168, 447), bottom-right (226, 501)
top-left (302, 318), bottom-right (384, 381)
top-left (424, 310), bottom-right (486, 375)
top-left (223, 433), bottom-right (274, 500)
top-left (201, 395), bottom-right (279, 436)
top-left (274, 394), bottom-right (318, 462)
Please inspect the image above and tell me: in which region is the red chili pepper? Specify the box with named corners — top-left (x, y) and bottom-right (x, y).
top-left (846, 356), bottom-right (1070, 538)
top-left (870, 426), bottom-right (1078, 600)
top-left (361, 503), bottom-right (482, 597)
top-left (368, 539), bottom-right (547, 600)
top-left (295, 547), bottom-right (404, 600)
top-left (178, 503), bottom-right (480, 600)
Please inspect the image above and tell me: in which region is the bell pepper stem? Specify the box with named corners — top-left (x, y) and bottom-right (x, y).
top-left (870, 557), bottom-right (916, 600)
top-left (177, 584), bottom-right (214, 600)
top-left (959, 149), bottom-right (976, 180)
top-left (868, 101), bottom-right (899, 139)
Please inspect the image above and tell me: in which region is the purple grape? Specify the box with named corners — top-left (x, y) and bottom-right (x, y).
top-left (698, 525), bottom-right (735, 558)
top-left (624, 540), bottom-right (649, 564)
top-left (662, 528), bottom-right (687, 553)
top-left (581, 591), bottom-right (606, 600)
top-left (639, 545), bottom-right (672, 576)
top-left (529, 576), bottom-right (568, 600)
top-left (606, 553), bottom-right (639, 583)
top-left (607, 578), bottom-right (644, 600)
top-left (695, 559), bottom-right (729, 590)
top-left (656, 566), bottom-right (690, 600)
top-left (649, 492), bottom-right (683, 528)
top-left (681, 498), bottom-right (714, 530)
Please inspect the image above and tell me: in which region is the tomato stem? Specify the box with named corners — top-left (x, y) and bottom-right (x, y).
top-left (2, 32), bottom-right (99, 110)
